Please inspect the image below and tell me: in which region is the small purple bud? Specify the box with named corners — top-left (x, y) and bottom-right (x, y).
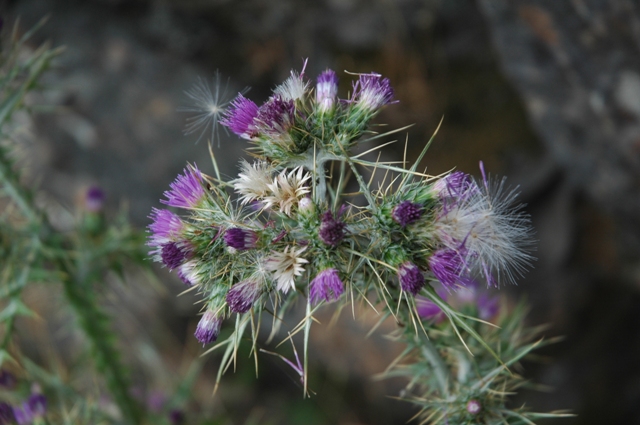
top-left (161, 165), bottom-right (206, 209)
top-left (194, 310), bottom-right (222, 345)
top-left (466, 399), bottom-right (481, 415)
top-left (429, 249), bottom-right (465, 288)
top-left (224, 228), bottom-right (259, 250)
top-left (309, 268), bottom-right (344, 304)
top-left (477, 294), bottom-right (499, 320)
top-left (161, 242), bottom-right (188, 270)
top-left (220, 94), bottom-right (259, 139)
top-left (169, 409), bottom-right (185, 425)
top-left (392, 200), bottom-right (423, 227)
top-left (319, 211), bottom-right (346, 247)
top-left (226, 279), bottom-right (262, 313)
top-left (316, 69), bottom-right (339, 113)
top-left (398, 262), bottom-right (425, 295)
top-left (26, 394), bottom-right (46, 418)
top-left (85, 186), bottom-right (106, 212)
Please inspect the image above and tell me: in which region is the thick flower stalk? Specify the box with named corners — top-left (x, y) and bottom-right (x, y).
top-left (151, 60), bottom-right (566, 423)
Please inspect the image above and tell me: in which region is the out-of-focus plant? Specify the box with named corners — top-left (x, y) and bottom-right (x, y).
top-left (0, 19), bottom-right (202, 425)
top-left (157, 61), bottom-right (573, 423)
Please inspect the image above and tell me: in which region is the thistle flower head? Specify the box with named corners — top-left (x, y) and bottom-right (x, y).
top-left (85, 186), bottom-right (105, 212)
top-left (233, 160), bottom-right (273, 205)
top-left (466, 399), bottom-right (481, 415)
top-left (398, 261), bottom-right (425, 295)
top-left (352, 73), bottom-right (395, 111)
top-left (194, 310), bottom-right (222, 345)
top-left (264, 167), bottom-right (311, 216)
top-left (224, 228), bottom-right (259, 250)
top-left (161, 165), bottom-right (206, 209)
top-left (220, 94), bottom-right (259, 140)
top-left (160, 242), bottom-right (190, 270)
top-left (316, 69), bottom-right (339, 113)
top-left (392, 200), bottom-right (423, 227)
top-left (265, 245), bottom-right (309, 293)
top-left (309, 268), bottom-right (344, 304)
top-left (226, 278), bottom-right (263, 313)
top-left (274, 60), bottom-right (309, 101)
top-left (318, 210), bottom-right (346, 247)
top-left (428, 248), bottom-right (467, 288)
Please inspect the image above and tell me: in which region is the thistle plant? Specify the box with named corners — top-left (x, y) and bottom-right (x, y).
top-left (155, 61), bottom-right (571, 423)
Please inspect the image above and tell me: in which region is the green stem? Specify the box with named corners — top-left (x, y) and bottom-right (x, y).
top-left (60, 267), bottom-right (142, 424)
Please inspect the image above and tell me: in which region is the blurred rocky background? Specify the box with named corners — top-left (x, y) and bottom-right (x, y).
top-left (5, 0), bottom-right (640, 423)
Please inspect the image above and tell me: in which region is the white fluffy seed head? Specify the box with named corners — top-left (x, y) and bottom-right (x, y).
top-left (434, 176), bottom-right (534, 286)
top-left (179, 72), bottom-right (249, 146)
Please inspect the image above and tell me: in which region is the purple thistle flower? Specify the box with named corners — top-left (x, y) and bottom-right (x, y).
top-left (398, 261), bottom-right (425, 295)
top-left (352, 74), bottom-right (395, 111)
top-left (318, 211), bottom-right (346, 247)
top-left (224, 228), bottom-right (259, 250)
top-left (161, 165), bottom-right (206, 209)
top-left (85, 186), bottom-right (106, 212)
top-left (0, 403), bottom-right (14, 424)
top-left (477, 293), bottom-right (499, 320)
top-left (220, 94), bottom-right (259, 139)
top-left (316, 69), bottom-right (339, 113)
top-left (392, 200), bottom-right (423, 227)
top-left (309, 268), bottom-right (344, 304)
top-left (255, 95), bottom-right (296, 137)
top-left (226, 279), bottom-right (262, 313)
top-left (161, 242), bottom-right (189, 270)
top-left (466, 399), bottom-right (481, 415)
top-left (429, 249), bottom-right (466, 288)
top-left (194, 310), bottom-right (222, 345)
